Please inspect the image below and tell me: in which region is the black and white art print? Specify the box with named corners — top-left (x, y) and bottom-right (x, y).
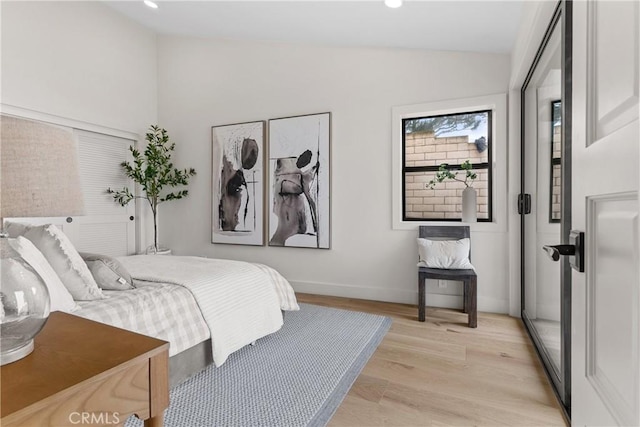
top-left (212, 121), bottom-right (265, 246)
top-left (268, 112), bottom-right (330, 249)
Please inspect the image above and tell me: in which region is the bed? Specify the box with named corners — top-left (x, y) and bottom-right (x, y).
top-left (76, 255), bottom-right (299, 386)
top-left (4, 220), bottom-right (299, 387)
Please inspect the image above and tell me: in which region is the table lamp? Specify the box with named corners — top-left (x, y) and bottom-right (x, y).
top-left (0, 115), bottom-right (85, 365)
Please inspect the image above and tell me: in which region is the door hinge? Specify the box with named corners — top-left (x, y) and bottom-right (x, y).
top-left (518, 193), bottom-right (532, 215)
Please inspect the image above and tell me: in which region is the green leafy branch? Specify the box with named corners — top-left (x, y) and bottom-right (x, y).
top-left (107, 125), bottom-right (196, 251)
top-left (426, 160), bottom-right (477, 189)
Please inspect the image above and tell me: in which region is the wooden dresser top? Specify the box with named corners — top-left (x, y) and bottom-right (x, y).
top-left (1, 311), bottom-right (169, 418)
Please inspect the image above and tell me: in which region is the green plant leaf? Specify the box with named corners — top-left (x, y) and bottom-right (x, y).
top-left (427, 160), bottom-right (477, 189)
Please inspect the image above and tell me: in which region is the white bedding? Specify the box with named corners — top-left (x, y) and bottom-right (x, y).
top-left (118, 255), bottom-right (299, 366)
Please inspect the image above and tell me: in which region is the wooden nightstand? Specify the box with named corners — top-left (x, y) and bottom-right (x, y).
top-left (1, 312), bottom-right (169, 427)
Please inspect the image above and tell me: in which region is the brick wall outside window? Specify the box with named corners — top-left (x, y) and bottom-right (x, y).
top-left (404, 132), bottom-right (489, 220)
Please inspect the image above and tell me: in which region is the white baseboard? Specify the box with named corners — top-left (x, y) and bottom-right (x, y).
top-left (290, 280), bottom-right (509, 314)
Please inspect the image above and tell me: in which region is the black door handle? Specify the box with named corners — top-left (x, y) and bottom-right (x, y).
top-left (542, 244), bottom-right (576, 261)
top-left (542, 231), bottom-right (585, 272)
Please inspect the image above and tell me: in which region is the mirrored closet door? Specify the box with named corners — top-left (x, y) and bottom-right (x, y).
top-left (521, 1), bottom-right (571, 415)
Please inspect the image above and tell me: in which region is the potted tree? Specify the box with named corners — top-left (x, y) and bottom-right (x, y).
top-left (108, 125), bottom-right (196, 254)
top-left (427, 160), bottom-right (478, 222)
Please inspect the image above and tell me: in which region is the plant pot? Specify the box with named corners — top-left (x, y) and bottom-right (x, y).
top-left (462, 187), bottom-right (477, 223)
top-left (145, 246), bottom-right (172, 256)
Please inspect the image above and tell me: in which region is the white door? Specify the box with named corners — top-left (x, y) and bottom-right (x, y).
top-left (571, 1), bottom-right (640, 426)
top-left (74, 130), bottom-right (137, 256)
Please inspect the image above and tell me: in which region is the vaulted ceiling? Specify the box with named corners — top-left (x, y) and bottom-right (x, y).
top-left (105, 1), bottom-right (524, 53)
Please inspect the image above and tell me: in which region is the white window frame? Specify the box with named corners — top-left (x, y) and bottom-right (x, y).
top-left (391, 93), bottom-right (507, 232)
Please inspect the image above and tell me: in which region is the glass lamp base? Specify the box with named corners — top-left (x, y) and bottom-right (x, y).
top-left (0, 339), bottom-right (34, 366)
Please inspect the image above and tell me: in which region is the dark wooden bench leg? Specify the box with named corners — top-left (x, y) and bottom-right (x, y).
top-left (418, 272), bottom-right (426, 322)
top-left (463, 280), bottom-right (468, 313)
top-left (468, 275), bottom-right (477, 328)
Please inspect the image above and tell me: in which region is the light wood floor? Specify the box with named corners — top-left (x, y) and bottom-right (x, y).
top-left (297, 293), bottom-right (567, 427)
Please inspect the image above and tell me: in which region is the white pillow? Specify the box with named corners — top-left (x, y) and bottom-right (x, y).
top-left (8, 236), bottom-right (78, 313)
top-left (417, 237), bottom-right (475, 270)
top-left (23, 224), bottom-right (105, 301)
top-left (80, 252), bottom-right (134, 291)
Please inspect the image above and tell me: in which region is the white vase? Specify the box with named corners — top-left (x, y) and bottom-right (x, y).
top-left (462, 187), bottom-right (477, 223)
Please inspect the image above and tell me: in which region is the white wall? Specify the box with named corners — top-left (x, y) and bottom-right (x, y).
top-left (506, 0), bottom-right (559, 316)
top-left (0, 2), bottom-right (522, 313)
top-left (157, 36), bottom-right (512, 312)
top-left (1, 1), bottom-right (157, 134)
top-left (1, 1), bottom-right (158, 251)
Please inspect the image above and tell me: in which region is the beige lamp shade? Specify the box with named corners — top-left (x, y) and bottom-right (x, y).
top-left (0, 115), bottom-right (85, 219)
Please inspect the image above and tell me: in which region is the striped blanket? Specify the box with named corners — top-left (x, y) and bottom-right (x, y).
top-left (118, 255), bottom-right (299, 366)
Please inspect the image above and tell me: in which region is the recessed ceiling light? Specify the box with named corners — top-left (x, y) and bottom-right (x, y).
top-left (144, 0), bottom-right (158, 9)
top-left (385, 0), bottom-right (403, 8)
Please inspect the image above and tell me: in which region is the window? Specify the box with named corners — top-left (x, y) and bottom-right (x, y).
top-left (391, 93), bottom-right (506, 232)
top-left (402, 110), bottom-right (492, 221)
top-left (550, 100), bottom-right (561, 222)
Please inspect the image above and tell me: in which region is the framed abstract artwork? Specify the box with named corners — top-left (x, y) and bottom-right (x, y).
top-left (268, 112), bottom-right (331, 249)
top-left (212, 121), bottom-right (265, 245)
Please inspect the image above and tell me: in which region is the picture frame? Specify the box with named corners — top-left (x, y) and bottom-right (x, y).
top-left (211, 121), bottom-right (265, 245)
top-left (268, 112), bottom-right (331, 249)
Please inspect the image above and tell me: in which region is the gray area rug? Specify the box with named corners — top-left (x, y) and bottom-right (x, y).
top-left (126, 303), bottom-right (391, 427)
